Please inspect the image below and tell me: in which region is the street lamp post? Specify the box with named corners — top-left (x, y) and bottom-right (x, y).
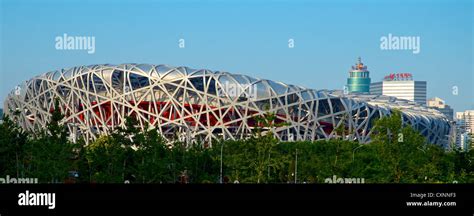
top-left (267, 153), bottom-right (271, 179)
top-left (220, 142), bottom-right (224, 184)
top-left (294, 148), bottom-right (298, 184)
top-left (352, 145), bottom-right (364, 162)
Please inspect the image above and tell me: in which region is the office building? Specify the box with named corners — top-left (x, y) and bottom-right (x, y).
top-left (370, 73), bottom-right (427, 105)
top-left (456, 110), bottom-right (474, 134)
top-left (427, 97), bottom-right (454, 120)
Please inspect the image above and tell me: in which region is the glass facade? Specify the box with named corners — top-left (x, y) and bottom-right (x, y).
top-left (347, 57), bottom-right (371, 93)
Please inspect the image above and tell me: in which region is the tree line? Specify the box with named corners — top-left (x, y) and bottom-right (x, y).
top-left (0, 101), bottom-right (472, 183)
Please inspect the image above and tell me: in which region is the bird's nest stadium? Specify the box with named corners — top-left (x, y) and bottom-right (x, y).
top-left (4, 64), bottom-right (452, 147)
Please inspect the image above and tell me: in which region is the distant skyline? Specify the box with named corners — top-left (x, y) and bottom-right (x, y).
top-left (1, 0), bottom-right (473, 112)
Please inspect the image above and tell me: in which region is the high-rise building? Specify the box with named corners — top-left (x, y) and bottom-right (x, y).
top-left (454, 110), bottom-right (474, 151)
top-left (370, 73), bottom-right (427, 105)
top-left (456, 110), bottom-right (474, 134)
top-left (427, 97), bottom-right (454, 120)
top-left (347, 57), bottom-right (371, 93)
top-left (456, 132), bottom-right (471, 151)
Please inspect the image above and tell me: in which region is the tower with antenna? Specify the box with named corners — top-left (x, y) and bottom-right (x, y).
top-left (346, 57), bottom-right (371, 93)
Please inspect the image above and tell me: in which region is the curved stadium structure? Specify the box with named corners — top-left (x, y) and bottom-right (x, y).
top-left (4, 64), bottom-right (452, 146)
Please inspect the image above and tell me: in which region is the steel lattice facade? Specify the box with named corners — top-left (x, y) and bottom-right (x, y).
top-left (4, 64), bottom-right (452, 146)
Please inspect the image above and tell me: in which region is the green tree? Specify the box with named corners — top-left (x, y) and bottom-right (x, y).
top-left (132, 126), bottom-right (173, 183)
top-left (23, 99), bottom-right (76, 183)
top-left (84, 135), bottom-right (126, 183)
top-left (0, 114), bottom-right (28, 177)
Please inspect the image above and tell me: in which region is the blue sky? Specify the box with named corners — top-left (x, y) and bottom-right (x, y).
top-left (1, 0), bottom-right (472, 112)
